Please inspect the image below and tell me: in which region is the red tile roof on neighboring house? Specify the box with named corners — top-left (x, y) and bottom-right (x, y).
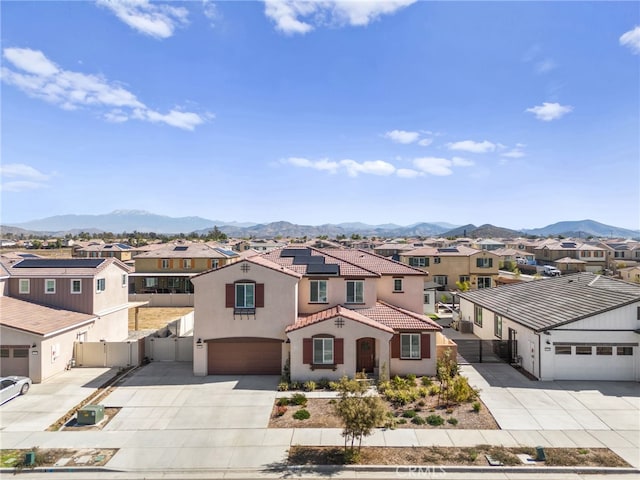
top-left (286, 302), bottom-right (441, 333)
top-left (321, 249), bottom-right (426, 276)
top-left (0, 296), bottom-right (96, 336)
top-left (356, 301), bottom-right (442, 331)
top-left (286, 305), bottom-right (394, 333)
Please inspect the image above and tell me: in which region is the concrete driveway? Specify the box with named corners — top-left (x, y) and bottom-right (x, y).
top-left (101, 362), bottom-right (280, 431)
top-left (0, 367), bottom-right (116, 432)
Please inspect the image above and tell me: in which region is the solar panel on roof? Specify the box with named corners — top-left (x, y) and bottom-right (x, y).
top-left (307, 263), bottom-right (339, 275)
top-left (280, 248), bottom-right (310, 257)
top-left (214, 248), bottom-right (237, 257)
top-left (104, 245), bottom-right (113, 249)
top-left (561, 242), bottom-right (577, 248)
top-left (18, 253), bottom-right (38, 258)
top-left (173, 246), bottom-right (189, 251)
top-left (293, 255), bottom-right (325, 265)
top-left (116, 243), bottom-right (132, 249)
top-left (438, 248), bottom-right (459, 253)
top-left (13, 259), bottom-right (105, 268)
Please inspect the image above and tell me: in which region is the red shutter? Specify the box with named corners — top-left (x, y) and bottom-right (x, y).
top-left (421, 333), bottom-right (431, 359)
top-left (335, 338), bottom-right (344, 364)
top-left (255, 283), bottom-right (264, 308)
top-left (169, 259), bottom-right (174, 269)
top-left (157, 259), bottom-right (162, 269)
top-left (303, 338), bottom-right (312, 364)
top-left (225, 284), bottom-right (234, 308)
top-left (391, 334), bottom-right (400, 358)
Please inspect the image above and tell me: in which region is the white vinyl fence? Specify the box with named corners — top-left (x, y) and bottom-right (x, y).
top-left (145, 336), bottom-right (193, 362)
top-left (75, 340), bottom-right (143, 368)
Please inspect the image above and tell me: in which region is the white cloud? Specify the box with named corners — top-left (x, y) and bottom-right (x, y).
top-left (96, 0), bottom-right (188, 39)
top-left (0, 163), bottom-right (54, 192)
top-left (413, 157), bottom-right (453, 176)
top-left (620, 26), bottom-right (640, 54)
top-left (2, 47), bottom-right (208, 130)
top-left (340, 159), bottom-right (396, 177)
top-left (202, 0), bottom-right (220, 27)
top-left (451, 157), bottom-right (474, 167)
top-left (417, 138), bottom-right (433, 147)
top-left (384, 129), bottom-right (420, 144)
top-left (263, 0), bottom-right (416, 35)
top-left (501, 147), bottom-right (525, 158)
top-left (396, 168), bottom-right (422, 178)
top-left (525, 102), bottom-right (573, 121)
top-left (285, 157), bottom-right (339, 173)
top-left (447, 140), bottom-right (496, 153)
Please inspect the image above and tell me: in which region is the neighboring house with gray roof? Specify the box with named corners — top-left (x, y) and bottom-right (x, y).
top-left (192, 247), bottom-right (448, 381)
top-left (458, 273), bottom-right (640, 381)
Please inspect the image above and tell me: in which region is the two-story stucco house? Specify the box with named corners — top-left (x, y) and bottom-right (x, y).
top-left (458, 273), bottom-right (640, 381)
top-left (192, 247), bottom-right (447, 381)
top-left (0, 257), bottom-right (131, 382)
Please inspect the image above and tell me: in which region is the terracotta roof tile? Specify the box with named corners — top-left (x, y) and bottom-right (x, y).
top-left (0, 297), bottom-right (96, 336)
top-left (261, 247), bottom-right (378, 277)
top-left (286, 305), bottom-right (394, 333)
top-left (321, 249), bottom-right (425, 276)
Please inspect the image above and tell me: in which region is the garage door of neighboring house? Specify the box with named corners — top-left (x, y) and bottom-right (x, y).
top-left (553, 344), bottom-right (636, 381)
top-left (0, 346), bottom-right (30, 377)
top-left (207, 338), bottom-right (282, 375)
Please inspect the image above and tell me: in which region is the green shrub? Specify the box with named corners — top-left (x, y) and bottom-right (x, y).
top-left (293, 409), bottom-right (310, 420)
top-left (290, 381), bottom-right (301, 391)
top-left (421, 376), bottom-right (433, 387)
top-left (417, 387), bottom-right (429, 398)
top-left (406, 374), bottom-right (417, 386)
top-left (428, 385), bottom-right (440, 396)
top-left (317, 377), bottom-right (330, 390)
top-left (469, 449), bottom-right (478, 461)
top-left (450, 376), bottom-right (479, 404)
top-left (343, 449), bottom-right (360, 464)
top-left (447, 417), bottom-right (458, 425)
top-left (426, 414), bottom-right (444, 426)
top-left (303, 380), bottom-right (317, 392)
top-left (355, 370), bottom-right (368, 380)
top-left (328, 381), bottom-right (340, 391)
top-left (417, 400), bottom-right (426, 407)
top-left (290, 393), bottom-right (308, 406)
top-left (328, 398), bottom-right (336, 405)
top-left (376, 380), bottom-right (391, 393)
top-left (411, 415), bottom-right (426, 425)
top-left (472, 401), bottom-right (481, 412)
top-left (397, 418), bottom-right (407, 424)
top-left (402, 410), bottom-right (417, 418)
top-left (276, 397), bottom-right (289, 406)
top-left (277, 382), bottom-right (289, 392)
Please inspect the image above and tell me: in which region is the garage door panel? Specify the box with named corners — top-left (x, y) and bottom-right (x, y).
top-left (554, 352), bottom-right (635, 381)
top-left (208, 339), bottom-right (281, 375)
top-left (0, 347), bottom-right (30, 377)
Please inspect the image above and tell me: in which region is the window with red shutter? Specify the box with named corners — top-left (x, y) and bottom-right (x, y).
top-left (334, 338), bottom-right (344, 364)
top-left (421, 333), bottom-right (431, 359)
top-left (391, 334), bottom-right (400, 358)
top-left (303, 338), bottom-right (312, 364)
top-left (255, 283), bottom-right (264, 308)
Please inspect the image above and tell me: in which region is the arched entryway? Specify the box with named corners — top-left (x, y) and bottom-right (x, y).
top-left (356, 337), bottom-right (375, 374)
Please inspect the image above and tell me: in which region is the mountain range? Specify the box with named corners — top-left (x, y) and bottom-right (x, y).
top-left (2, 211), bottom-right (638, 239)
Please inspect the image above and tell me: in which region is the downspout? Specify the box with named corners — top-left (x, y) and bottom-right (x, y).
top-left (537, 333), bottom-right (542, 380)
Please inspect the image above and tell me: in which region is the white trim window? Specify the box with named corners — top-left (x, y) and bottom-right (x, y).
top-left (161, 259), bottom-right (170, 269)
top-left (19, 279), bottom-right (30, 294)
top-left (401, 333), bottom-right (420, 359)
top-left (121, 274), bottom-right (127, 287)
top-left (474, 305), bottom-right (483, 327)
top-left (478, 277), bottom-right (492, 289)
top-left (145, 277), bottom-right (158, 288)
top-left (310, 280), bottom-right (327, 303)
top-left (494, 314), bottom-right (502, 338)
top-left (345, 280), bottom-right (364, 303)
top-left (476, 257), bottom-right (493, 268)
top-left (393, 278), bottom-right (403, 292)
top-left (96, 278), bottom-right (106, 293)
top-left (433, 275), bottom-right (448, 287)
top-left (235, 283), bottom-right (255, 308)
top-left (313, 337), bottom-right (334, 364)
top-left (409, 257), bottom-right (428, 267)
top-left (45, 279), bottom-right (56, 294)
top-left (71, 279), bottom-right (82, 294)
top-left (183, 259), bottom-right (192, 269)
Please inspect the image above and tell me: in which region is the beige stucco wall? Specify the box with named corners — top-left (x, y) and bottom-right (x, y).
top-left (286, 317), bottom-right (392, 382)
top-left (191, 261), bottom-right (299, 376)
top-left (93, 264), bottom-right (130, 316)
top-left (375, 275), bottom-right (424, 313)
top-left (297, 276), bottom-right (377, 315)
top-left (134, 257), bottom-right (236, 274)
top-left (389, 333), bottom-right (438, 377)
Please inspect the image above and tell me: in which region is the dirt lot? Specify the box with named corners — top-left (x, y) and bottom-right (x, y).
top-left (128, 307), bottom-right (193, 330)
top-left (288, 446), bottom-right (630, 467)
top-left (1, 448), bottom-right (117, 469)
top-left (269, 396), bottom-right (497, 430)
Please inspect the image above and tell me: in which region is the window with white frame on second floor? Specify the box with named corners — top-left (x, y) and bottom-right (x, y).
top-left (211, 259), bottom-right (219, 269)
top-left (235, 283), bottom-right (255, 308)
top-left (71, 279), bottom-right (82, 294)
top-left (474, 305), bottom-right (483, 327)
top-left (477, 277), bottom-right (491, 289)
top-left (19, 278), bottom-right (30, 294)
top-left (310, 279), bottom-right (327, 303)
top-left (183, 259), bottom-right (192, 269)
top-left (459, 275), bottom-right (470, 283)
top-left (161, 259), bottom-right (170, 269)
top-left (614, 251), bottom-right (625, 258)
top-left (423, 293), bottom-right (430, 304)
top-left (409, 257), bottom-right (428, 267)
top-left (45, 279), bottom-right (56, 294)
top-left (96, 278), bottom-right (106, 293)
top-left (393, 278), bottom-right (403, 292)
top-left (433, 257), bottom-right (441, 264)
top-left (345, 280), bottom-right (364, 303)
top-left (476, 257), bottom-right (493, 268)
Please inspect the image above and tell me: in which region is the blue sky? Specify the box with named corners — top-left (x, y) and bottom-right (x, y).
top-left (1, 1), bottom-right (639, 231)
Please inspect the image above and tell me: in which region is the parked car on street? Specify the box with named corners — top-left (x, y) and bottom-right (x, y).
top-left (0, 376), bottom-right (32, 405)
top-left (543, 265), bottom-right (562, 277)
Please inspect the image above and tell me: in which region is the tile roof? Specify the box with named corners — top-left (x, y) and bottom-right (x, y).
top-left (321, 249), bottom-right (426, 276)
top-left (286, 305), bottom-right (394, 333)
top-left (261, 247), bottom-right (378, 277)
top-left (459, 272), bottom-right (640, 332)
top-left (134, 242), bottom-right (238, 259)
top-left (0, 296), bottom-right (96, 336)
top-left (2, 257), bottom-right (129, 277)
top-left (190, 255), bottom-right (301, 280)
top-left (402, 245), bottom-right (487, 257)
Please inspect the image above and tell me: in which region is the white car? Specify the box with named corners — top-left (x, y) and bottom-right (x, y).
top-left (0, 376), bottom-right (32, 405)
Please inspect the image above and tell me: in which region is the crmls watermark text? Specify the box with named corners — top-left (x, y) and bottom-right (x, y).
top-left (396, 465), bottom-right (447, 478)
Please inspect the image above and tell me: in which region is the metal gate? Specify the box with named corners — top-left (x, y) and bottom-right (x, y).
top-left (455, 340), bottom-right (516, 364)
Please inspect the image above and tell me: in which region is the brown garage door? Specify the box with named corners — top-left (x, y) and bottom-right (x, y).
top-left (0, 346), bottom-right (30, 377)
top-left (207, 338), bottom-right (282, 375)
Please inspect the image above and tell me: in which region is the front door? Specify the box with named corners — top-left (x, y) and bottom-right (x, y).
top-left (356, 338), bottom-right (375, 373)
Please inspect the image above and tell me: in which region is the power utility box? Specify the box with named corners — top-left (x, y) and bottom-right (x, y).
top-left (77, 405), bottom-right (105, 425)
